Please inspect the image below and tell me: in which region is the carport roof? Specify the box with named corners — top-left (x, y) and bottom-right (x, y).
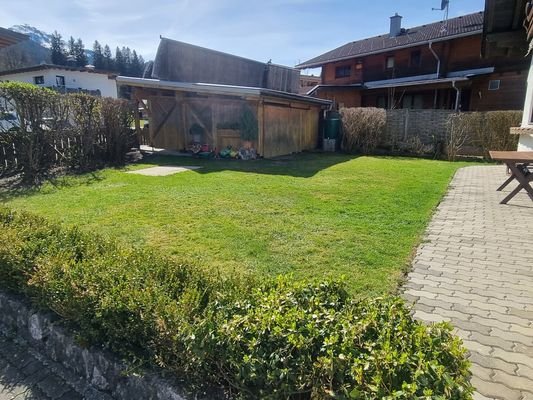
top-left (116, 76), bottom-right (332, 106)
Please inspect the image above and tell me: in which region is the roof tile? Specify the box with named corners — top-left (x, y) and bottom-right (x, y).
top-left (297, 11), bottom-right (483, 68)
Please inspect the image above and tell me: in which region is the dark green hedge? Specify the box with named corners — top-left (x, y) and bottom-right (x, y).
top-left (0, 207), bottom-right (473, 399)
top-left (0, 82), bottom-right (135, 183)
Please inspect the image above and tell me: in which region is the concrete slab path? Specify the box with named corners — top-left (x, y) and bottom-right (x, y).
top-left (127, 165), bottom-right (202, 176)
top-left (403, 165), bottom-right (533, 400)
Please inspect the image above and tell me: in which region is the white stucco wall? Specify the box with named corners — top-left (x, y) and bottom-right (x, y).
top-left (518, 57), bottom-right (533, 150)
top-left (0, 68), bottom-right (117, 98)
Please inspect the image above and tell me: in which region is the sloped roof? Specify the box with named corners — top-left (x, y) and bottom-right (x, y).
top-left (116, 76), bottom-right (331, 106)
top-left (297, 11), bottom-right (484, 69)
top-left (0, 64), bottom-right (116, 77)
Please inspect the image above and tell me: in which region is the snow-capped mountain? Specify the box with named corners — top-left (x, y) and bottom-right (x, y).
top-left (9, 24), bottom-right (52, 48)
top-left (8, 24), bottom-right (95, 64)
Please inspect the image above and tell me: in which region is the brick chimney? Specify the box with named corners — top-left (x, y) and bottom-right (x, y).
top-left (390, 13), bottom-right (402, 37)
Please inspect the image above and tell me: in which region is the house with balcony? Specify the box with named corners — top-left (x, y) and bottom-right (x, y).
top-left (297, 11), bottom-right (530, 111)
top-left (0, 64), bottom-right (118, 98)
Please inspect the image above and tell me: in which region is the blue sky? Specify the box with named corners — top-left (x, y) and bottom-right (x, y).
top-left (1, 0), bottom-right (485, 72)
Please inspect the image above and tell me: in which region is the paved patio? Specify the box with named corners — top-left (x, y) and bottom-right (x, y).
top-left (403, 165), bottom-right (533, 400)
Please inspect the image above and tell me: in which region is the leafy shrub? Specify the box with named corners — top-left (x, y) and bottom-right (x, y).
top-left (0, 207), bottom-right (473, 399)
top-left (340, 108), bottom-right (386, 154)
top-left (0, 82), bottom-right (135, 183)
top-left (0, 82), bottom-right (59, 183)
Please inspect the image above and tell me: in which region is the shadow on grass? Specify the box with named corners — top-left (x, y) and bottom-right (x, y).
top-left (0, 171), bottom-right (104, 202)
top-left (136, 151), bottom-right (361, 178)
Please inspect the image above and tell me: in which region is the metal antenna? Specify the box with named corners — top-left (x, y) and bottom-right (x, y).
top-left (432, 0), bottom-right (449, 33)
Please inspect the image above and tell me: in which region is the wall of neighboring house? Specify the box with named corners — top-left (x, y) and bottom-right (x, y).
top-left (315, 33), bottom-right (528, 111)
top-left (469, 71), bottom-right (528, 111)
top-left (313, 88), bottom-right (361, 108)
top-left (0, 69), bottom-right (117, 98)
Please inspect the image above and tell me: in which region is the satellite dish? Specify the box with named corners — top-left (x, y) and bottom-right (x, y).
top-left (432, 0), bottom-right (449, 11)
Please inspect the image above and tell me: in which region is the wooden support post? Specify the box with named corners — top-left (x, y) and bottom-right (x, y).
top-left (134, 99), bottom-right (141, 141)
top-left (257, 100), bottom-right (265, 157)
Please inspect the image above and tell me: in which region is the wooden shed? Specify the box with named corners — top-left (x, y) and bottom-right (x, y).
top-left (117, 77), bottom-right (330, 158)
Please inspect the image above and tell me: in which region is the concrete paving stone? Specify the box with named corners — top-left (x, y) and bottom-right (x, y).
top-left (403, 166), bottom-right (533, 398)
top-left (412, 310), bottom-right (450, 323)
top-left (492, 370), bottom-right (533, 394)
top-left (403, 281), bottom-right (424, 291)
top-left (506, 307), bottom-right (533, 320)
top-left (521, 392), bottom-right (533, 400)
top-left (463, 340), bottom-right (494, 357)
top-left (409, 302), bottom-right (434, 314)
top-left (492, 347), bottom-right (533, 369)
top-left (487, 311), bottom-right (531, 328)
top-left (472, 392), bottom-right (496, 400)
top-left (508, 323), bottom-right (533, 337)
top-left (490, 327), bottom-right (533, 347)
top-left (470, 364), bottom-right (494, 381)
top-left (513, 343), bottom-right (533, 358)
top-left (451, 319), bottom-right (492, 335)
top-left (435, 307), bottom-right (473, 321)
top-left (401, 293), bottom-right (419, 304)
top-left (469, 332), bottom-right (515, 351)
top-left (435, 293), bottom-right (472, 307)
top-left (469, 350), bottom-right (518, 375)
top-left (470, 376), bottom-right (522, 400)
top-left (416, 296), bottom-right (454, 310)
top-left (404, 289), bottom-right (438, 300)
top-left (517, 363), bottom-right (533, 379)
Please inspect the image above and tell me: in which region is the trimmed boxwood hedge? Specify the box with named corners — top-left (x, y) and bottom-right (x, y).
top-left (0, 207), bottom-right (473, 399)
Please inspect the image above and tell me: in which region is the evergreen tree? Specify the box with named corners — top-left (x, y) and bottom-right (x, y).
top-left (50, 31), bottom-right (67, 65)
top-left (92, 40), bottom-right (104, 69)
top-left (122, 47), bottom-right (132, 75)
top-left (130, 50), bottom-right (143, 77)
top-left (67, 36), bottom-right (76, 57)
top-left (103, 44), bottom-right (113, 70)
top-left (115, 46), bottom-right (125, 74)
top-left (75, 38), bottom-right (88, 67)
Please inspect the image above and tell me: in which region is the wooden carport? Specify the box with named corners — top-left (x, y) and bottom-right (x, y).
top-left (117, 77), bottom-right (331, 158)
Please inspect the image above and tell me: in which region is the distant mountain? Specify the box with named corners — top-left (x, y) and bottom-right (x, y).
top-left (8, 25), bottom-right (94, 64)
top-left (10, 24), bottom-right (52, 48)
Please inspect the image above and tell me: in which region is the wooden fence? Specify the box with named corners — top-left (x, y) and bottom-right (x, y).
top-left (0, 133), bottom-right (110, 176)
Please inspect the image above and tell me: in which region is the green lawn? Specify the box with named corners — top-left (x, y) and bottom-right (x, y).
top-left (2, 153), bottom-right (466, 296)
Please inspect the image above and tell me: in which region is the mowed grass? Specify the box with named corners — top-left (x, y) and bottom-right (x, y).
top-left (2, 153), bottom-right (466, 296)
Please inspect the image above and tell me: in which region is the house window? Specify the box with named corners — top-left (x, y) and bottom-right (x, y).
top-left (386, 56), bottom-right (395, 69)
top-left (335, 65), bottom-right (351, 78)
top-left (410, 50), bottom-right (421, 67)
top-left (355, 61), bottom-right (363, 70)
top-left (33, 76), bottom-right (44, 85)
top-left (402, 94), bottom-right (424, 109)
top-left (488, 80), bottom-right (500, 90)
top-left (56, 75), bottom-right (65, 87)
top-left (377, 96), bottom-right (387, 109)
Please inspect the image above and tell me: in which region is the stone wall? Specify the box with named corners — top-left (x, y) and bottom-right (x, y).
top-left (0, 290), bottom-right (215, 400)
top-left (382, 109), bottom-right (455, 155)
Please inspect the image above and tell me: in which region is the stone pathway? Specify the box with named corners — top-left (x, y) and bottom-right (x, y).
top-left (403, 166), bottom-right (533, 400)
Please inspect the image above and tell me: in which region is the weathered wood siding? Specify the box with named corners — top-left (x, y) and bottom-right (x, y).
top-left (262, 102), bottom-right (320, 158)
top-left (149, 96), bottom-right (186, 150)
top-left (145, 91), bottom-right (321, 157)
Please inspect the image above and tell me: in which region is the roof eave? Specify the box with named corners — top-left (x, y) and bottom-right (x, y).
top-left (296, 30), bottom-right (482, 69)
top-left (116, 76), bottom-right (331, 106)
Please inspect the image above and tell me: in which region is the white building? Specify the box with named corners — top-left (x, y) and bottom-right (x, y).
top-left (0, 64), bottom-right (118, 98)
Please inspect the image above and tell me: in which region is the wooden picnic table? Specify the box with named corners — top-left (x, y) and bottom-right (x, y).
top-left (489, 151), bottom-right (533, 204)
